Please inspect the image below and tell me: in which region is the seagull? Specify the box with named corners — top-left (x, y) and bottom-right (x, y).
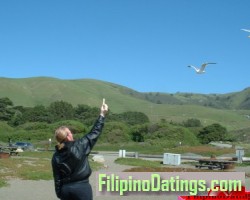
top-left (241, 29), bottom-right (250, 37)
top-left (187, 62), bottom-right (217, 74)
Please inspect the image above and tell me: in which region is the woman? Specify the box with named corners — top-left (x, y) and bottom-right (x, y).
top-left (51, 99), bottom-right (108, 200)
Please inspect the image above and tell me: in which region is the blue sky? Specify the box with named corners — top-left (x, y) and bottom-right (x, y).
top-left (0, 0), bottom-right (249, 94)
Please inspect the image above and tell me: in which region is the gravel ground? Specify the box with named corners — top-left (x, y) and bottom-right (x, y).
top-left (0, 154), bottom-right (249, 200)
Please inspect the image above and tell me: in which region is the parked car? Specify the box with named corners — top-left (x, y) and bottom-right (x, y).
top-left (14, 142), bottom-right (34, 151)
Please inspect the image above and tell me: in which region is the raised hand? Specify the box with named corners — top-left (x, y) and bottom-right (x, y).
top-left (100, 98), bottom-right (108, 117)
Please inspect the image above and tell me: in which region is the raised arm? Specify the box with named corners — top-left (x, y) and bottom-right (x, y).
top-left (79, 99), bottom-right (109, 154)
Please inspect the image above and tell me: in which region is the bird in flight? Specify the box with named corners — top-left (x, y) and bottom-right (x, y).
top-left (188, 62), bottom-right (217, 74)
top-left (241, 29), bottom-right (250, 37)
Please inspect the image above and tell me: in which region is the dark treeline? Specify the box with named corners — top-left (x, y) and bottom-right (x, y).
top-left (0, 97), bottom-right (149, 127)
top-left (0, 97), bottom-right (233, 146)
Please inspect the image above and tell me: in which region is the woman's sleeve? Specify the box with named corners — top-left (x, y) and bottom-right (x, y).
top-left (79, 115), bottom-right (105, 155)
top-left (51, 157), bottom-right (62, 199)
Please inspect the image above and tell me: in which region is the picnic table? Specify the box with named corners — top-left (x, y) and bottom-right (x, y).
top-left (195, 158), bottom-right (236, 170)
top-left (0, 146), bottom-right (22, 156)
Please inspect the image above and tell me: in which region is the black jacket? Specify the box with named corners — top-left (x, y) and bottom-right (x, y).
top-left (51, 115), bottom-right (105, 198)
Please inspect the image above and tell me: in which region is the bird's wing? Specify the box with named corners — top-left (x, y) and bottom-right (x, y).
top-left (201, 62), bottom-right (216, 71)
top-left (188, 65), bottom-right (199, 72)
top-left (200, 63), bottom-right (208, 71)
top-left (241, 29), bottom-right (250, 32)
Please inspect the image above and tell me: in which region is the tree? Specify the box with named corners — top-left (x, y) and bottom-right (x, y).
top-left (8, 110), bottom-right (24, 126)
top-left (183, 118), bottom-right (201, 127)
top-left (0, 97), bottom-right (13, 107)
top-left (197, 123), bottom-right (227, 144)
top-left (74, 104), bottom-right (99, 125)
top-left (117, 111), bottom-right (149, 125)
top-left (130, 124), bottom-right (148, 142)
top-left (23, 105), bottom-right (52, 123)
top-left (48, 101), bottom-right (74, 122)
top-left (0, 97), bottom-right (14, 121)
top-left (99, 122), bottom-right (130, 143)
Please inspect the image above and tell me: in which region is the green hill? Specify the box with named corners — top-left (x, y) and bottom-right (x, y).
top-left (0, 77), bottom-right (249, 131)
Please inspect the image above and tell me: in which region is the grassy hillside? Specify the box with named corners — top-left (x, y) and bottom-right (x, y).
top-left (0, 77), bottom-right (250, 131)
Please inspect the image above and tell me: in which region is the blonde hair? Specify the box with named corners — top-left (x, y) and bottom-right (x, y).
top-left (55, 126), bottom-right (70, 143)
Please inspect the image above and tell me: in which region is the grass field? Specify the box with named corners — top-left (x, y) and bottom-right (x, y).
top-left (0, 151), bottom-right (103, 188)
